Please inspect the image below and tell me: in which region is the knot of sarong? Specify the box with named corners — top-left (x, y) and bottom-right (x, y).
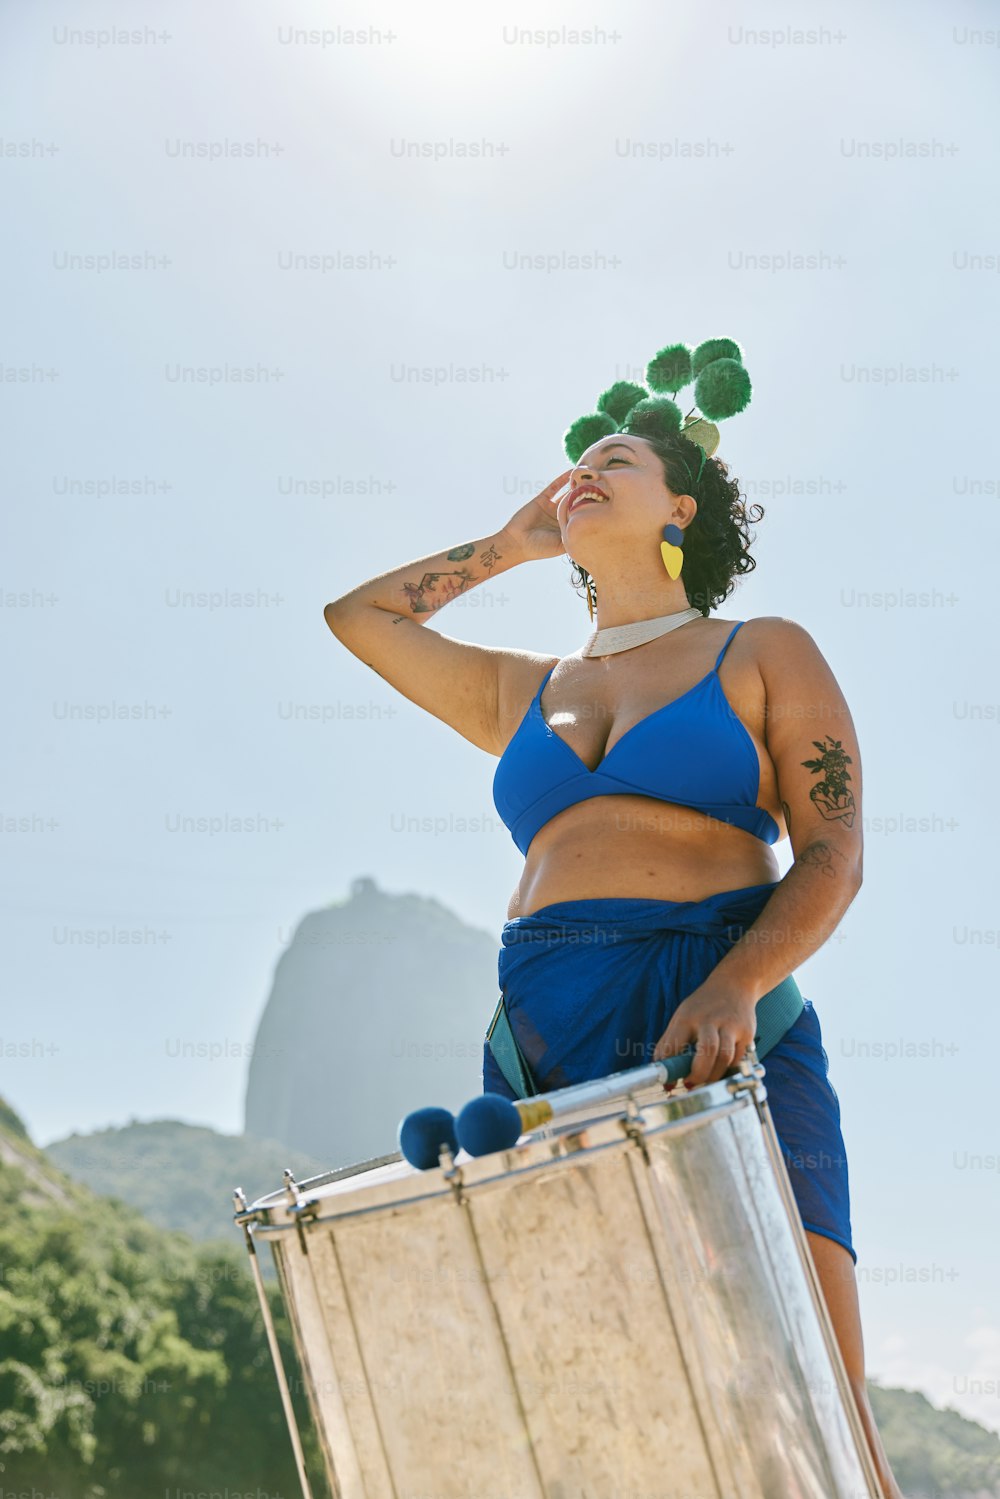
top-left (500, 881), bottom-right (780, 953)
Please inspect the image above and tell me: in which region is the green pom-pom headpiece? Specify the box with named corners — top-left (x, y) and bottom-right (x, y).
top-left (620, 396), bottom-right (683, 442)
top-left (646, 343), bottom-right (692, 395)
top-left (596, 381), bottom-right (648, 425)
top-left (562, 334), bottom-right (752, 464)
top-left (564, 410), bottom-right (618, 465)
top-left (694, 358), bottom-right (752, 421)
top-left (691, 338), bottom-right (743, 377)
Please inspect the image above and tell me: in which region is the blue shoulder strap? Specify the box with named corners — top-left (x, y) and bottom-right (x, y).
top-left (714, 621), bottom-right (746, 672)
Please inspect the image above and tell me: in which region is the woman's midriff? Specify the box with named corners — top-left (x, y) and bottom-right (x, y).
top-left (504, 793), bottom-right (782, 920)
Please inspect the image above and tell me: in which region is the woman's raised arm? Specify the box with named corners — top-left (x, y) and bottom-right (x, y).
top-left (324, 470), bottom-right (572, 755)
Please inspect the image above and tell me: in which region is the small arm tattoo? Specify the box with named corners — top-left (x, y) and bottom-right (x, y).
top-left (401, 568), bottom-right (475, 613)
top-left (447, 543), bottom-right (475, 560)
top-left (798, 841), bottom-right (848, 878)
top-left (801, 737), bottom-right (856, 826)
top-left (480, 543), bottom-right (501, 573)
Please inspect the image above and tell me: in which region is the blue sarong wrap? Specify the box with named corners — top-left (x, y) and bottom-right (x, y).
top-left (481, 881), bottom-right (856, 1263)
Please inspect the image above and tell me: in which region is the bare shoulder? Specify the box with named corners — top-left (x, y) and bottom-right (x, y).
top-left (735, 616), bottom-right (853, 730)
top-left (738, 615), bottom-right (820, 646)
top-left (497, 647), bottom-right (562, 694)
top-left (735, 615), bottom-right (828, 670)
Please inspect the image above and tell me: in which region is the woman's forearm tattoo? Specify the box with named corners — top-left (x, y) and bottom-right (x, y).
top-left (401, 567), bottom-right (475, 613)
top-left (801, 737), bottom-right (856, 826)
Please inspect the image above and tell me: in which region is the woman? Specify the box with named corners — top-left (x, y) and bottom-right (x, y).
top-left (324, 425), bottom-right (902, 1498)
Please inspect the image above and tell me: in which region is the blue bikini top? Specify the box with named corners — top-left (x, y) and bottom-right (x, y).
top-left (492, 620), bottom-right (781, 856)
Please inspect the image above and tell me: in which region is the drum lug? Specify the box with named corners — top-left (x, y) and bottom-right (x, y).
top-left (438, 1143), bottom-right (468, 1204)
top-left (232, 1185), bottom-right (253, 1226)
top-left (281, 1168), bottom-right (320, 1253)
top-left (620, 1096), bottom-right (651, 1164)
top-left (726, 1047), bottom-right (767, 1100)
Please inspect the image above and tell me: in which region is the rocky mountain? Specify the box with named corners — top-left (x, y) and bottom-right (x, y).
top-left (244, 875), bottom-right (500, 1164)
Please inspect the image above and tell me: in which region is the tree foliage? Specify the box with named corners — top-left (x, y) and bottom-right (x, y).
top-left (0, 1113), bottom-right (329, 1497)
top-left (868, 1382), bottom-right (1000, 1498)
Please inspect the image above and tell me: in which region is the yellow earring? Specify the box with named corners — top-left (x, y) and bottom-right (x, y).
top-left (660, 523), bottom-right (684, 581)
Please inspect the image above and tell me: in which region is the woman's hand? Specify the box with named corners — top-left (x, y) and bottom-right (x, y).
top-left (499, 468), bottom-right (573, 563)
top-left (652, 979), bottom-right (758, 1089)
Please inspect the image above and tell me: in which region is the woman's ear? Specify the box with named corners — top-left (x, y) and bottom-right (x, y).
top-left (670, 492), bottom-right (698, 528)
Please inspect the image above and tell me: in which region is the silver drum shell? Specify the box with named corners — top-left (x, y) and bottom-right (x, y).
top-left (244, 1073), bottom-right (879, 1499)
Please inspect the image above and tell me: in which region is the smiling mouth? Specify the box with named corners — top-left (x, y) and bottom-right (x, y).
top-left (567, 489), bottom-right (610, 516)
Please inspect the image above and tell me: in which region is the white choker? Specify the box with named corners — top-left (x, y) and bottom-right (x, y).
top-left (581, 606), bottom-right (703, 658)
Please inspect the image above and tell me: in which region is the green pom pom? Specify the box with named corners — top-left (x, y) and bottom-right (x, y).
top-left (564, 411), bottom-right (618, 464)
top-left (691, 338), bottom-right (743, 377)
top-left (596, 381), bottom-right (648, 425)
top-left (694, 359), bottom-right (752, 421)
top-left (620, 396), bottom-right (683, 442)
top-left (646, 344), bottom-right (692, 395)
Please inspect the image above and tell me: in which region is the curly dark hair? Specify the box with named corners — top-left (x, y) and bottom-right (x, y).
top-left (569, 431), bottom-right (764, 618)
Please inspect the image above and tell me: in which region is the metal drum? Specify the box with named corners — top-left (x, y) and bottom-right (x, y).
top-left (235, 1058), bottom-right (884, 1498)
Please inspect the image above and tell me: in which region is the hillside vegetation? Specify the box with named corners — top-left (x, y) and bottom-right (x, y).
top-left (0, 1100), bottom-right (329, 1497)
top-left (46, 1117), bottom-right (328, 1242)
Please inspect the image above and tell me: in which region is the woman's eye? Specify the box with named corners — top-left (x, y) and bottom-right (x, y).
top-left (607, 457), bottom-right (629, 465)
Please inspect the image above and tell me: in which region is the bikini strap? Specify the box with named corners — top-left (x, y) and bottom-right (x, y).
top-left (713, 621), bottom-right (746, 672)
top-left (534, 662), bottom-right (558, 703)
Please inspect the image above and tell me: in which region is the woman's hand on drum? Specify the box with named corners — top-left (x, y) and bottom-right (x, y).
top-left (499, 469), bottom-right (574, 563)
top-left (651, 982), bottom-right (758, 1089)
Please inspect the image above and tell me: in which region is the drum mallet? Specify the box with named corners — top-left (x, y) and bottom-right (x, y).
top-left (397, 1106), bottom-right (461, 1170)
top-left (397, 1050), bottom-right (698, 1169)
top-left (456, 1051), bottom-right (699, 1157)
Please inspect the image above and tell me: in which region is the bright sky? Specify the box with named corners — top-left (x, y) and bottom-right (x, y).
top-left (3, 0), bottom-right (999, 1434)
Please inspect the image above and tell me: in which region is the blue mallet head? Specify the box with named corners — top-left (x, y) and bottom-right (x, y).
top-left (456, 1094), bottom-right (522, 1157)
top-left (397, 1106), bottom-right (459, 1170)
